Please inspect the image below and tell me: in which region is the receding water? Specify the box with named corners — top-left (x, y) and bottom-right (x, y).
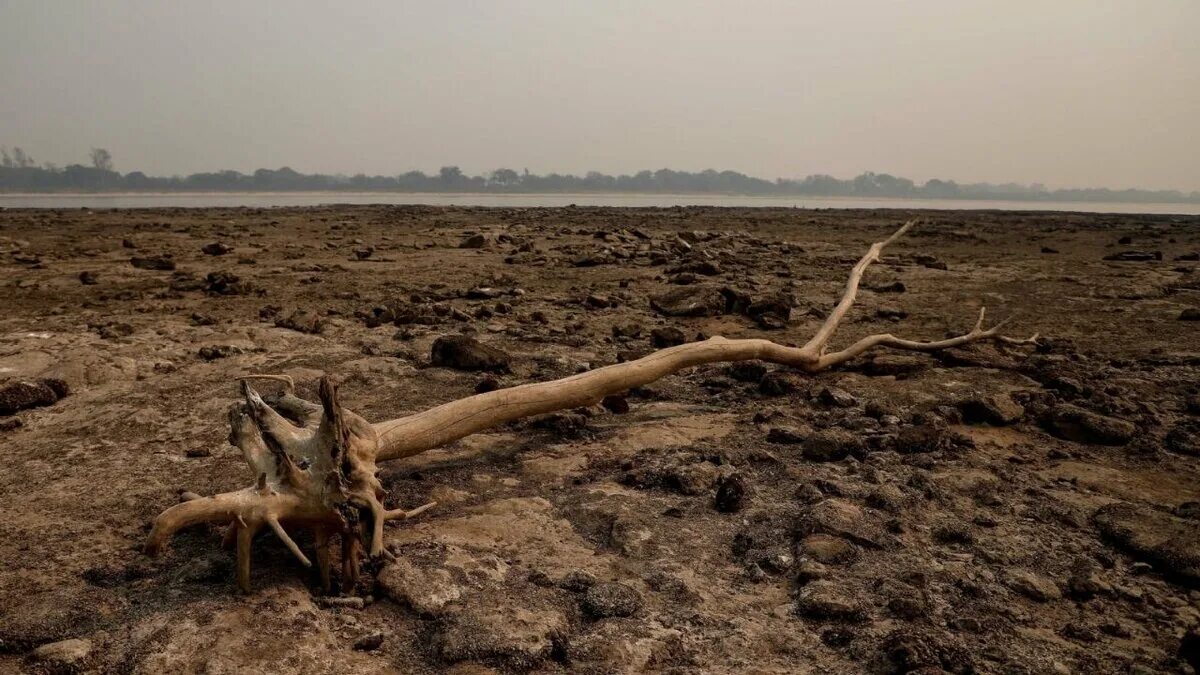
top-left (1, 192), bottom-right (1197, 214)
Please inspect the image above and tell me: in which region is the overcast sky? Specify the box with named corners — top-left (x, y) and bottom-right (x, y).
top-left (1, 1), bottom-right (1197, 190)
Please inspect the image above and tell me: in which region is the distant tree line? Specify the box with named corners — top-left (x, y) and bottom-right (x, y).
top-left (2, 146), bottom-right (1197, 204)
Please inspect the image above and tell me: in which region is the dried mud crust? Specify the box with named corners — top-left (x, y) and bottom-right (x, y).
top-left (0, 205), bottom-right (1198, 674)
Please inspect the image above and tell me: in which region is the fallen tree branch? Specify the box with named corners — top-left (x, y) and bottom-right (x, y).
top-left (145, 220), bottom-right (1037, 592)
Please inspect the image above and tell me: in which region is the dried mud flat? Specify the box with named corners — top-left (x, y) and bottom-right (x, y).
top-left (1, 205), bottom-right (1199, 674)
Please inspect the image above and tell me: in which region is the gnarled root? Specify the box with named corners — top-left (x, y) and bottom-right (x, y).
top-left (146, 220), bottom-right (1036, 593)
top-left (144, 375), bottom-right (434, 593)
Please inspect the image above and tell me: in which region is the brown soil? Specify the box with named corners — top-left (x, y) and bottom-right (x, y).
top-left (1, 205), bottom-right (1199, 674)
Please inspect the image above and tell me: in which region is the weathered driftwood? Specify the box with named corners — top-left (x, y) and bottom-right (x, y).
top-left (144, 221), bottom-right (1035, 592)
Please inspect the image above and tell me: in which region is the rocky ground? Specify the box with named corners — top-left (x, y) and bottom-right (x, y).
top-left (1, 205), bottom-right (1199, 674)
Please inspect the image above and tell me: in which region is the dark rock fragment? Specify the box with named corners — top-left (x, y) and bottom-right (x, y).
top-left (430, 335), bottom-right (511, 372)
top-left (1040, 404), bottom-right (1135, 445)
top-left (130, 255), bottom-right (175, 270)
top-left (0, 378), bottom-right (69, 416)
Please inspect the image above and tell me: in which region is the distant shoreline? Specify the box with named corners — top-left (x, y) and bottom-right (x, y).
top-left (2, 192), bottom-right (1199, 215)
top-left (2, 190), bottom-right (1198, 206)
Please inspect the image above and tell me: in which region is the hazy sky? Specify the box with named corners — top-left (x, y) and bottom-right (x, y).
top-left (2, 1), bottom-right (1197, 190)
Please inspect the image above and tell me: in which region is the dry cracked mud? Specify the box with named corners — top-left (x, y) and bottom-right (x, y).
top-left (1, 205), bottom-right (1199, 673)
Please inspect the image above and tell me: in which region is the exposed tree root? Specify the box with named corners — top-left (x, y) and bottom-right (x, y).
top-left (145, 220), bottom-right (1036, 593)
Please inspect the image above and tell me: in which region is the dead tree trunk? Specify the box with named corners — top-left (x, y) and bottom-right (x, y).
top-left (144, 221), bottom-right (1035, 592)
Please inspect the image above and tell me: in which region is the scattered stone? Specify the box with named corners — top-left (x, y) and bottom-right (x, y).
top-left (0, 378), bottom-right (68, 416)
top-left (727, 362), bottom-right (767, 382)
top-left (582, 582), bottom-right (642, 618)
top-left (714, 473), bottom-right (749, 512)
top-left (817, 386), bottom-right (857, 408)
top-left (650, 285), bottom-right (725, 317)
top-left (760, 370), bottom-right (802, 395)
top-left (601, 394), bottom-right (629, 414)
top-left (1003, 566), bottom-right (1060, 598)
top-left (474, 375), bottom-right (500, 394)
top-left (458, 233), bottom-right (489, 249)
top-left (204, 271), bottom-right (255, 296)
top-left (559, 570), bottom-right (597, 592)
top-left (1166, 422), bottom-right (1200, 456)
top-left (1180, 308), bottom-right (1200, 321)
top-left (766, 426), bottom-right (807, 445)
top-left (353, 631), bottom-right (384, 651)
top-left (794, 580), bottom-right (867, 622)
top-left (958, 393), bottom-right (1025, 425)
top-left (130, 255), bottom-right (175, 270)
top-left (650, 327), bottom-right (687, 348)
top-left (1093, 502), bottom-right (1200, 586)
top-left (797, 498), bottom-right (888, 549)
top-left (1040, 404), bottom-right (1136, 445)
top-left (201, 242), bottom-right (233, 255)
top-left (431, 335), bottom-right (512, 372)
top-left (198, 345), bottom-right (243, 361)
top-left (802, 429), bottom-right (865, 462)
top-left (78, 270), bottom-right (99, 285)
top-left (799, 534), bottom-right (859, 565)
top-left (274, 309), bottom-right (325, 334)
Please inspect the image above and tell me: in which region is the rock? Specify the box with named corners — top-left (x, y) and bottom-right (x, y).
top-left (1093, 502), bottom-right (1200, 587)
top-left (201, 242), bottom-right (233, 255)
top-left (650, 327), bottom-right (687, 348)
top-left (582, 582), bottom-right (642, 618)
top-left (274, 309), bottom-right (325, 334)
top-left (0, 378), bottom-right (68, 416)
top-left (129, 255), bottom-right (175, 270)
top-left (766, 426), bottom-right (807, 444)
top-left (760, 370), bottom-right (803, 395)
top-left (474, 375), bottom-right (500, 393)
top-left (879, 629), bottom-right (972, 674)
top-left (1166, 422), bottom-right (1200, 456)
top-left (1041, 404), bottom-right (1136, 445)
top-left (198, 345), bottom-right (243, 361)
top-left (746, 292), bottom-right (792, 328)
top-left (817, 386), bottom-right (857, 408)
top-left (431, 335), bottom-right (512, 373)
top-left (1180, 308), bottom-right (1200, 321)
top-left (727, 362), bottom-right (767, 382)
top-left (650, 285), bottom-right (725, 317)
top-left (78, 270), bottom-right (98, 285)
top-left (802, 429), bottom-right (865, 462)
top-left (353, 631), bottom-right (385, 651)
top-left (797, 498), bottom-right (888, 549)
top-left (794, 580), bottom-right (867, 622)
top-left (892, 422), bottom-right (964, 454)
top-left (714, 473), bottom-right (749, 513)
top-left (559, 570), bottom-right (597, 592)
top-left (958, 393), bottom-right (1025, 425)
top-left (458, 233), bottom-right (489, 249)
top-left (377, 558), bottom-right (464, 616)
top-left (865, 485), bottom-right (906, 513)
top-left (1005, 570), bottom-right (1062, 601)
top-left (601, 394), bottom-right (629, 414)
top-left (433, 593), bottom-right (567, 667)
top-left (29, 637), bottom-right (92, 669)
top-left (798, 534), bottom-right (859, 565)
top-left (204, 271), bottom-right (255, 296)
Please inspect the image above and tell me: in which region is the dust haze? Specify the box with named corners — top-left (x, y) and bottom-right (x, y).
top-left (1, 1), bottom-right (1198, 191)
